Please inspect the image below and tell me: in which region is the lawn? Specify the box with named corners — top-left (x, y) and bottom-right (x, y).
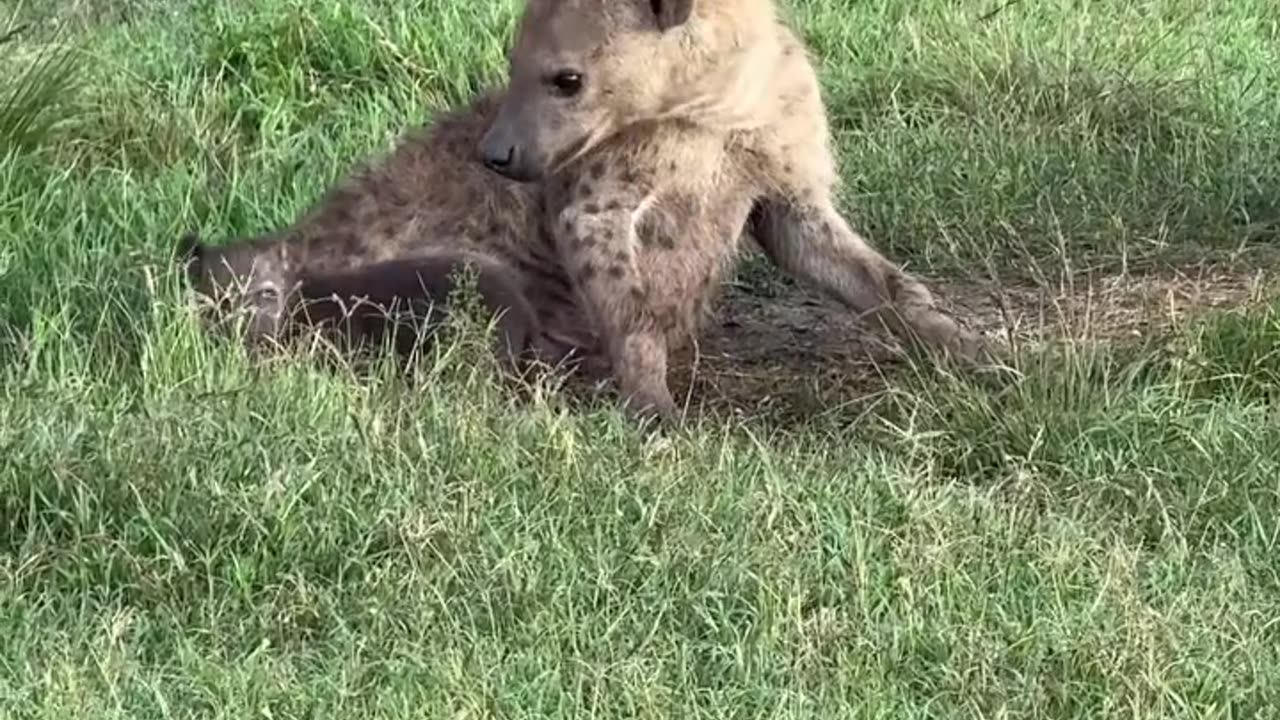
top-left (2, 0), bottom-right (1280, 717)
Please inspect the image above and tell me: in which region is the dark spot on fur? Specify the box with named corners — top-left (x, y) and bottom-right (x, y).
top-left (329, 204), bottom-right (354, 226)
top-left (613, 250), bottom-right (627, 263)
top-left (339, 232), bottom-right (363, 255)
top-left (783, 163), bottom-right (794, 174)
top-left (630, 286), bottom-right (647, 301)
top-left (582, 202), bottom-right (601, 215)
top-left (667, 160), bottom-right (677, 173)
top-left (537, 223), bottom-right (558, 250)
top-left (488, 222), bottom-right (504, 237)
top-left (578, 183), bottom-right (594, 199)
top-left (516, 256), bottom-right (573, 295)
top-left (601, 228), bottom-right (615, 242)
top-left (579, 263), bottom-right (597, 282)
top-left (621, 170), bottom-right (638, 185)
top-left (579, 235), bottom-right (597, 250)
top-left (607, 265), bottom-right (626, 279)
top-left (604, 200), bottom-right (622, 212)
top-left (658, 235), bottom-right (676, 250)
top-left (589, 161), bottom-right (606, 180)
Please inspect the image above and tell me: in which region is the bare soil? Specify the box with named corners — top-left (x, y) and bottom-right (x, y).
top-left (652, 254), bottom-right (1274, 424)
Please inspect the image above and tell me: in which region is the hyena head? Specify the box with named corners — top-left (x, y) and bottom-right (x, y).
top-left (178, 233), bottom-right (297, 346)
top-left (477, 0), bottom-right (697, 183)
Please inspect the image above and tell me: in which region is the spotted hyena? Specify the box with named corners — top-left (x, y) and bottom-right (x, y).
top-left (180, 233), bottom-right (542, 370)
top-left (478, 0), bottom-right (987, 421)
top-left (179, 92), bottom-right (604, 374)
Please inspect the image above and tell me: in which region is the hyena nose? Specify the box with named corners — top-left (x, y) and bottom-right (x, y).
top-left (479, 127), bottom-right (536, 182)
top-left (480, 141), bottom-right (517, 173)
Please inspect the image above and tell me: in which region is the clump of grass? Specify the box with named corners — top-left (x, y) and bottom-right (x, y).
top-left (0, 22), bottom-right (81, 154)
top-left (1177, 298), bottom-right (1280, 402)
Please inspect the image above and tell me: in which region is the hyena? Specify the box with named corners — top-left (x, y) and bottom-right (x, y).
top-left (477, 0), bottom-right (987, 420)
top-left (179, 92), bottom-right (604, 374)
top-left (181, 234), bottom-right (542, 370)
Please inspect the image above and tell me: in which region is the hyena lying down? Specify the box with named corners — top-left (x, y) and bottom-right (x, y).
top-left (180, 234), bottom-right (541, 370)
top-left (476, 0), bottom-right (988, 420)
top-left (178, 92), bottom-right (604, 374)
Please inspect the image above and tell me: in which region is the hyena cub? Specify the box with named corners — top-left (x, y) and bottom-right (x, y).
top-left (180, 233), bottom-right (542, 369)
top-left (478, 0), bottom-right (987, 420)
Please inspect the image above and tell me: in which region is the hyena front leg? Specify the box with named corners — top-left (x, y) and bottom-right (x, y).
top-left (552, 193), bottom-right (678, 422)
top-left (749, 194), bottom-right (986, 362)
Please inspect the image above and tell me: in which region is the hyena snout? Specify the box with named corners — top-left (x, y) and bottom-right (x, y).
top-left (481, 105), bottom-right (560, 181)
top-left (477, 117), bottom-right (540, 183)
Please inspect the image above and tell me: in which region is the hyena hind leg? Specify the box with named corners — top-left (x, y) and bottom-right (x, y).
top-left (748, 197), bottom-right (988, 363)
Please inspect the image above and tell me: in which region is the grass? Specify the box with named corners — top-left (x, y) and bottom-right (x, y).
top-left (3, 0), bottom-right (1280, 716)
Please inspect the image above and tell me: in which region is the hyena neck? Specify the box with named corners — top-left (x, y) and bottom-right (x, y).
top-left (652, 3), bottom-right (787, 130)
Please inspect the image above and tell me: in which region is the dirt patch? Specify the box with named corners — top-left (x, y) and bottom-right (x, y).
top-left (656, 257), bottom-right (1274, 423)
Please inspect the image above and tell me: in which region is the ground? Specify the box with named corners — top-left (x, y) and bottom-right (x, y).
top-left (663, 251), bottom-right (1275, 422)
top-left (3, 0), bottom-right (1280, 717)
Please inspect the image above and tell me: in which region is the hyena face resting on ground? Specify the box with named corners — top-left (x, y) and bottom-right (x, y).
top-left (180, 233), bottom-right (543, 371)
top-left (478, 0), bottom-right (989, 421)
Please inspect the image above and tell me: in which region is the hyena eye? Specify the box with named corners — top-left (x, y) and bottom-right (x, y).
top-left (548, 70), bottom-right (584, 98)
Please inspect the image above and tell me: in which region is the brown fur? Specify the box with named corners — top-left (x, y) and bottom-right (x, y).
top-left (182, 238), bottom-right (543, 370)
top-left (297, 253), bottom-right (543, 368)
top-left (478, 0), bottom-right (987, 421)
top-left (180, 92), bottom-right (604, 373)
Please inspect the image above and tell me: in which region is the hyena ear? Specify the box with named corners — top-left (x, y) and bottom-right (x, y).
top-left (649, 0), bottom-right (693, 31)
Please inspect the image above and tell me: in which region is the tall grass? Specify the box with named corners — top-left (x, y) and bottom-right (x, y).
top-left (0, 19), bottom-right (81, 153)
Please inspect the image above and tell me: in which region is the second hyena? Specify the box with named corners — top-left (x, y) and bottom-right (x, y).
top-left (181, 234), bottom-right (543, 370)
top-left (478, 0), bottom-right (987, 420)
top-left (179, 92), bottom-right (604, 374)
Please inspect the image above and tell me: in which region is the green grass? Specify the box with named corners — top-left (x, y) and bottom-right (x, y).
top-left (3, 0), bottom-right (1280, 716)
